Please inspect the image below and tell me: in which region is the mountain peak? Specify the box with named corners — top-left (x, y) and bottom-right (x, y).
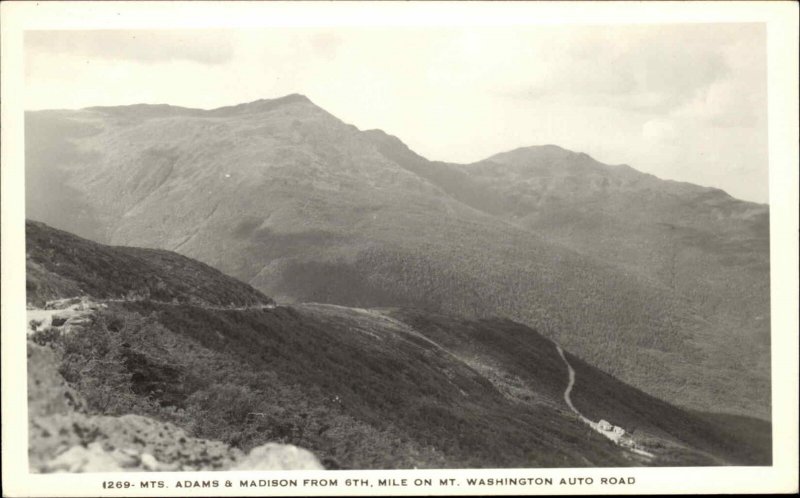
top-left (243, 93), bottom-right (313, 108)
top-left (479, 145), bottom-right (609, 176)
top-left (208, 93), bottom-right (315, 116)
top-left (488, 144), bottom-right (588, 162)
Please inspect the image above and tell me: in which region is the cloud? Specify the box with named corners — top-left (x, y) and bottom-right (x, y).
top-left (25, 30), bottom-right (234, 65)
top-left (676, 79), bottom-right (759, 128)
top-left (673, 35), bottom-right (766, 129)
top-left (501, 24), bottom-right (759, 116)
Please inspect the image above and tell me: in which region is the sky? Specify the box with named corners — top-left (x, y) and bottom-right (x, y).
top-left (24, 24), bottom-right (768, 203)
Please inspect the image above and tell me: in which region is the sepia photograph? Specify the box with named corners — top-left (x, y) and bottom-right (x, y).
top-left (2, 1), bottom-right (798, 496)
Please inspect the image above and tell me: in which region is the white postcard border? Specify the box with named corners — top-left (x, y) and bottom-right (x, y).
top-left (2, 2), bottom-right (797, 496)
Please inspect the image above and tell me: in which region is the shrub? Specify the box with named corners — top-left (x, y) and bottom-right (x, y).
top-left (30, 326), bottom-right (60, 346)
top-left (54, 311), bottom-right (156, 415)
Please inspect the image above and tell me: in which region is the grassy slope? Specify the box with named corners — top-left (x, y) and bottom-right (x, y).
top-left (565, 351), bottom-right (771, 466)
top-left (392, 309), bottom-right (770, 466)
top-left (26, 221), bottom-right (770, 467)
top-left (117, 301), bottom-right (629, 468)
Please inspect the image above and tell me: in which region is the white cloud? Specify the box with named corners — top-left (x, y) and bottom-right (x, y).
top-left (502, 25), bottom-right (735, 114)
top-left (677, 79), bottom-right (759, 128)
top-left (26, 30), bottom-right (235, 65)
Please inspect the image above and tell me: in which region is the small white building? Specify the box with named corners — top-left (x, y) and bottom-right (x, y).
top-left (597, 420), bottom-right (613, 431)
top-left (596, 419), bottom-right (626, 443)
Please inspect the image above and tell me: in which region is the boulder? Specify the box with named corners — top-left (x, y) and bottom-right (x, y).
top-left (233, 443), bottom-right (324, 470)
top-left (140, 453), bottom-right (160, 471)
top-left (47, 442), bottom-right (124, 473)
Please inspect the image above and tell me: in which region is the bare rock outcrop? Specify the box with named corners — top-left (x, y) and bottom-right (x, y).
top-left (233, 443), bottom-right (325, 470)
top-left (28, 298), bottom-right (104, 337)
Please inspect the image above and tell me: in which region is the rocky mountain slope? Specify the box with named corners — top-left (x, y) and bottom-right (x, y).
top-left (25, 95), bottom-right (770, 420)
top-left (28, 340), bottom-right (322, 472)
top-left (26, 221), bottom-right (771, 468)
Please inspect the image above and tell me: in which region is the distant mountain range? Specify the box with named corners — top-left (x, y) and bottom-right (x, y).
top-left (25, 94), bottom-right (770, 420)
top-left (26, 220), bottom-right (771, 468)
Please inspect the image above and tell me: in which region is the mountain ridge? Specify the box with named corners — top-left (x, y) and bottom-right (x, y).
top-left (50, 94), bottom-right (767, 205)
top-left (25, 94), bottom-right (772, 209)
top-left (25, 95), bottom-right (770, 421)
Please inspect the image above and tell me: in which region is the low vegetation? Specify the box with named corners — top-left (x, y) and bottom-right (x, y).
top-left (26, 220), bottom-right (272, 308)
top-left (26, 220), bottom-right (771, 468)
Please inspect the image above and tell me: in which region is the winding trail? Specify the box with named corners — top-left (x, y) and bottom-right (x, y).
top-left (28, 297), bottom-right (278, 336)
top-left (104, 298), bottom-right (277, 312)
top-left (555, 343), bottom-right (594, 426)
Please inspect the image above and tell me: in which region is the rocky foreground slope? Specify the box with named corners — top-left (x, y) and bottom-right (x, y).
top-left (26, 221), bottom-right (771, 469)
top-left (25, 95), bottom-right (770, 420)
top-left (28, 338), bottom-right (322, 472)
